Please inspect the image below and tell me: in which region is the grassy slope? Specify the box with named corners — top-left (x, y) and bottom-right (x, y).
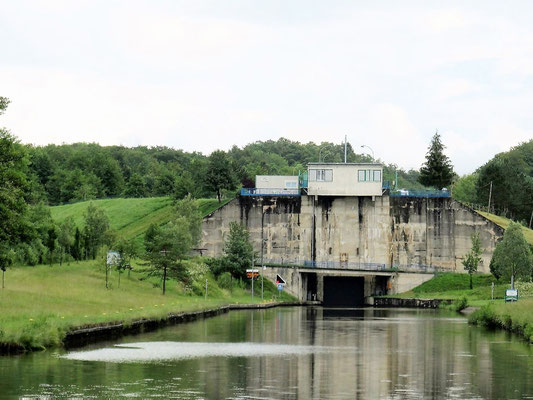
top-left (51, 197), bottom-right (231, 242)
top-left (476, 210), bottom-right (533, 245)
top-left (395, 273), bottom-right (513, 306)
top-left (0, 259), bottom-right (294, 350)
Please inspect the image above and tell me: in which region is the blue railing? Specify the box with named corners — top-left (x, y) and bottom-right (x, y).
top-left (389, 189), bottom-right (451, 198)
top-left (241, 188), bottom-right (301, 197)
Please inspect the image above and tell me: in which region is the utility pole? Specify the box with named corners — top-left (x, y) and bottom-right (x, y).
top-left (529, 210), bottom-right (533, 229)
top-left (487, 181), bottom-right (493, 212)
top-left (344, 135), bottom-right (347, 163)
top-left (261, 209), bottom-right (265, 300)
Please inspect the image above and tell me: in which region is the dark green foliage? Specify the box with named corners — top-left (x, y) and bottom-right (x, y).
top-left (452, 296), bottom-right (468, 312)
top-left (418, 131), bottom-right (455, 189)
top-left (205, 150), bottom-right (237, 202)
top-left (83, 203), bottom-right (111, 259)
top-left (57, 217), bottom-right (76, 266)
top-left (72, 227), bottom-right (82, 261)
top-left (476, 140), bottom-right (533, 221)
top-left (46, 226), bottom-right (57, 266)
top-left (490, 221), bottom-right (533, 283)
top-left (124, 173), bottom-right (146, 198)
top-left (114, 237), bottom-right (138, 285)
top-left (462, 233), bottom-right (483, 289)
top-left (215, 222), bottom-right (254, 280)
top-left (453, 173), bottom-right (478, 203)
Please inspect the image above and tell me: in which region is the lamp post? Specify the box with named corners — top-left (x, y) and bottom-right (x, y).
top-left (319, 145), bottom-right (333, 162)
top-left (360, 145), bottom-right (375, 161)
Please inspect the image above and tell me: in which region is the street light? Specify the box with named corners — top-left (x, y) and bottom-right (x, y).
top-left (360, 145), bottom-right (375, 161)
top-left (319, 144), bottom-right (333, 162)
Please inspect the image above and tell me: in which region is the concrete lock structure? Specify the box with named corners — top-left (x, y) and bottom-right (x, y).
top-left (202, 163), bottom-right (504, 306)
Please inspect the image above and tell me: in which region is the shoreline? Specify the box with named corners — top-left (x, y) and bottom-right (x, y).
top-left (0, 301), bottom-right (317, 356)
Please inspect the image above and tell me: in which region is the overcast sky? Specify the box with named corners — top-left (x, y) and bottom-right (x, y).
top-left (2, 1), bottom-right (533, 175)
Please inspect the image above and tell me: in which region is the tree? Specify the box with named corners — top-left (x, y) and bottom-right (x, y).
top-left (72, 226), bottom-right (82, 261)
top-left (144, 221), bottom-right (192, 295)
top-left (418, 131), bottom-right (455, 189)
top-left (220, 222), bottom-right (254, 280)
top-left (1, 98), bottom-right (30, 276)
top-left (46, 226), bottom-right (57, 266)
top-left (205, 150), bottom-right (236, 202)
top-left (0, 243), bottom-right (14, 289)
top-left (83, 203), bottom-right (110, 259)
top-left (57, 217), bottom-right (76, 266)
top-left (114, 237), bottom-right (138, 286)
top-left (453, 173), bottom-right (478, 204)
top-left (462, 233), bottom-right (483, 289)
top-left (490, 221), bottom-right (533, 286)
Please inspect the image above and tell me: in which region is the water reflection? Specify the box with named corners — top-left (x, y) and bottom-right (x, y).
top-left (1, 307), bottom-right (533, 399)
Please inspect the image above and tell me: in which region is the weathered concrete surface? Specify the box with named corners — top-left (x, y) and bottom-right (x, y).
top-left (202, 195), bottom-right (502, 272)
top-left (201, 195), bottom-right (503, 301)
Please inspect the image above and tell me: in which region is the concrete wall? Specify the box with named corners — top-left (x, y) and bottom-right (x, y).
top-left (201, 195), bottom-right (503, 275)
top-left (256, 175), bottom-right (298, 190)
top-left (307, 163), bottom-right (383, 196)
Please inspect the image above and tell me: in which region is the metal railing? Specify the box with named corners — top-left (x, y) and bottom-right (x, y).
top-left (259, 258), bottom-right (447, 274)
top-left (390, 189), bottom-right (451, 198)
top-left (240, 188), bottom-right (301, 196)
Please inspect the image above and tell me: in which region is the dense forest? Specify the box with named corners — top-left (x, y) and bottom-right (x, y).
top-left (24, 139), bottom-right (424, 206)
top-left (453, 139), bottom-right (533, 223)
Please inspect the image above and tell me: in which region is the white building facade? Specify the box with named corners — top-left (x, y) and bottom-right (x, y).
top-left (307, 163), bottom-right (383, 196)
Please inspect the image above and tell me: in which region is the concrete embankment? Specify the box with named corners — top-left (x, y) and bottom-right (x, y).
top-left (372, 297), bottom-right (452, 308)
top-left (64, 301), bottom-right (318, 349)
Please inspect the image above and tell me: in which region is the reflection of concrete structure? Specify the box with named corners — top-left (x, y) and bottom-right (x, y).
top-left (307, 162), bottom-right (383, 197)
top-left (201, 194), bottom-right (503, 303)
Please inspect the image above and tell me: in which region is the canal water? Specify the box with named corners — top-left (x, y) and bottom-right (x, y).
top-left (2, 307), bottom-right (533, 399)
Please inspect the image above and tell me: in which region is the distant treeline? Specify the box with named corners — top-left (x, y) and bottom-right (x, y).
top-left (454, 139), bottom-right (533, 223)
top-left (25, 138), bottom-right (424, 205)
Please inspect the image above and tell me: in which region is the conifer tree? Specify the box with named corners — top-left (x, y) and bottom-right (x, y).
top-left (419, 131), bottom-right (455, 189)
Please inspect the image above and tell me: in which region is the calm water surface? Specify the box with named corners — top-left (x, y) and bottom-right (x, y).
top-left (2, 307), bottom-right (533, 399)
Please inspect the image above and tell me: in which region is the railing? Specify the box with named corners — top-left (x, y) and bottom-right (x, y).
top-left (390, 189), bottom-right (451, 198)
top-left (259, 258), bottom-right (447, 274)
top-left (240, 188), bottom-right (301, 196)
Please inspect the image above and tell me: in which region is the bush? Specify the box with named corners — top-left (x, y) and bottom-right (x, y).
top-left (217, 272), bottom-right (233, 289)
top-left (453, 296), bottom-right (468, 312)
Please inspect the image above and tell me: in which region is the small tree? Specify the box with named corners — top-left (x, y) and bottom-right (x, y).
top-left (115, 237), bottom-right (138, 286)
top-left (221, 222), bottom-right (254, 280)
top-left (462, 233), bottom-right (483, 289)
top-left (57, 217), bottom-right (75, 266)
top-left (205, 150), bottom-right (236, 202)
top-left (419, 131), bottom-right (455, 189)
top-left (0, 244), bottom-right (14, 289)
top-left (83, 203), bottom-right (110, 259)
top-left (144, 221), bottom-right (192, 295)
top-left (46, 226), bottom-right (57, 266)
top-left (490, 221), bottom-right (533, 287)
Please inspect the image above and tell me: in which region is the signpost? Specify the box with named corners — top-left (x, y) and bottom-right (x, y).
top-left (505, 289), bottom-right (518, 302)
top-left (246, 269), bottom-right (259, 301)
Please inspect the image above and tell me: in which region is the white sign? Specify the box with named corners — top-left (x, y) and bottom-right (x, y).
top-left (107, 251), bottom-right (121, 266)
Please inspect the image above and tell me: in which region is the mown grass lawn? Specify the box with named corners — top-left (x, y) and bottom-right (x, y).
top-left (50, 197), bottom-right (232, 246)
top-left (476, 210), bottom-right (533, 245)
top-left (0, 258), bottom-right (292, 350)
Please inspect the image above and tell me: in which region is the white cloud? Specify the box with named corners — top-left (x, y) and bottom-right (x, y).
top-left (1, 1), bottom-right (533, 176)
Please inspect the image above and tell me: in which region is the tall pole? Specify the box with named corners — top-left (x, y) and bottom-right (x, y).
top-left (261, 210), bottom-right (265, 300)
top-left (529, 210), bottom-right (533, 229)
top-left (488, 181), bottom-right (493, 212)
top-left (344, 135), bottom-right (347, 163)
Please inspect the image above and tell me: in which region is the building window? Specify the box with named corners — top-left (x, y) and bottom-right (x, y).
top-left (309, 169), bottom-right (333, 182)
top-left (285, 181), bottom-right (297, 188)
top-left (358, 169), bottom-right (382, 182)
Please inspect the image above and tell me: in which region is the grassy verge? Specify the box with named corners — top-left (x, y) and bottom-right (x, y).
top-left (476, 210), bottom-right (533, 246)
top-left (391, 273), bottom-right (509, 306)
top-left (0, 258), bottom-right (294, 351)
top-left (469, 300), bottom-right (533, 342)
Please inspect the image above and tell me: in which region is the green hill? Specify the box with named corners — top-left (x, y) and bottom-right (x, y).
top-left (50, 197), bottom-right (231, 242)
top-left (476, 210), bottom-right (533, 246)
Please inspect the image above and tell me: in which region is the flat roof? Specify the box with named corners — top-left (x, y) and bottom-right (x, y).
top-left (308, 162), bottom-right (382, 166)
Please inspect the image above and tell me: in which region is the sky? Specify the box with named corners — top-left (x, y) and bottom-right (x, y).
top-left (1, 1), bottom-right (533, 175)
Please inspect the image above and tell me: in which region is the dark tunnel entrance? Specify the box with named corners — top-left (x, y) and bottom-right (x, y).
top-left (323, 276), bottom-right (365, 307)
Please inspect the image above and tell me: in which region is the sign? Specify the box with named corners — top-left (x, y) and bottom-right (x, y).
top-left (505, 289), bottom-right (518, 302)
top-left (276, 274), bottom-right (286, 284)
top-left (277, 283), bottom-right (284, 291)
top-left (107, 251), bottom-right (121, 266)
top-left (246, 269), bottom-right (259, 279)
